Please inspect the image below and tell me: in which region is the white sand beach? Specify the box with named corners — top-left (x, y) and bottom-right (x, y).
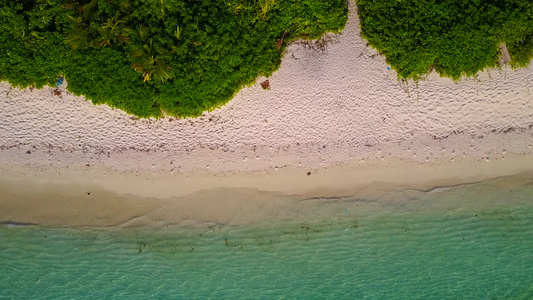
top-left (1, 2), bottom-right (532, 227)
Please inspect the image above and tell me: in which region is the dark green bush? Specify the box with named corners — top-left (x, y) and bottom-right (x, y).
top-left (0, 0), bottom-right (348, 118)
top-left (356, 0), bottom-right (533, 80)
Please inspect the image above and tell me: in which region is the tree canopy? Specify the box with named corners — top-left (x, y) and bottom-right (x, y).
top-left (0, 0), bottom-right (348, 117)
top-left (356, 0), bottom-right (533, 80)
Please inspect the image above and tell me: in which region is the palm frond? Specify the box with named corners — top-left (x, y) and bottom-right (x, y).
top-left (66, 28), bottom-right (91, 49)
top-left (153, 61), bottom-right (173, 83)
top-left (66, 15), bottom-right (82, 25)
top-left (174, 26), bottom-right (181, 40)
top-left (137, 24), bottom-right (147, 41)
top-left (98, 16), bottom-right (130, 46)
top-left (80, 0), bottom-right (99, 21)
top-left (129, 39), bottom-right (172, 83)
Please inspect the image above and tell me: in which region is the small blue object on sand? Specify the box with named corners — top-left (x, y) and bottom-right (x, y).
top-left (56, 77), bottom-right (64, 87)
top-left (387, 66), bottom-right (391, 71)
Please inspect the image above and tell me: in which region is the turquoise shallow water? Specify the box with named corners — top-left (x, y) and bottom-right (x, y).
top-left (1, 177), bottom-right (533, 299)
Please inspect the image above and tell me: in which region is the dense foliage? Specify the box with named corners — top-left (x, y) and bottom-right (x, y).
top-left (0, 0), bottom-right (347, 117)
top-left (356, 0), bottom-right (533, 80)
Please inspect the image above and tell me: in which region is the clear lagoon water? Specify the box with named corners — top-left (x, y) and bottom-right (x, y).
top-left (1, 176), bottom-right (533, 299)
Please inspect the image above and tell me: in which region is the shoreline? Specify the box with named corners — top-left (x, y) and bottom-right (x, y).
top-left (1, 153), bottom-right (532, 228)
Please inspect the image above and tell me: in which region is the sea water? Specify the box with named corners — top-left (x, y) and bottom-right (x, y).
top-left (1, 176), bottom-right (533, 299)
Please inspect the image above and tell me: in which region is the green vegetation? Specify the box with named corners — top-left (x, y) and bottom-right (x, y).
top-left (356, 0), bottom-right (533, 80)
top-left (0, 0), bottom-right (347, 117)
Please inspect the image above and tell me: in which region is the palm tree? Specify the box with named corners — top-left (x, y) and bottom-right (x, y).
top-left (65, 0), bottom-right (133, 49)
top-left (130, 39), bottom-right (173, 83)
top-left (97, 15), bottom-right (131, 47)
top-left (65, 15), bottom-right (96, 49)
